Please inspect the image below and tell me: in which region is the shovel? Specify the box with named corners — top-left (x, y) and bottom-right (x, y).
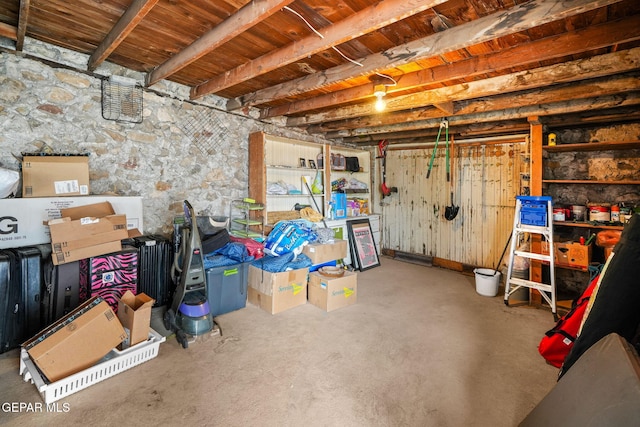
top-left (444, 135), bottom-right (459, 220)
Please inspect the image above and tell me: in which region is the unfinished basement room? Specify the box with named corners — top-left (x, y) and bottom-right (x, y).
top-left (1, 1), bottom-right (639, 426)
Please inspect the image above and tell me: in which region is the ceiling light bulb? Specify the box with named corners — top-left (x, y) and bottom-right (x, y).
top-left (373, 84), bottom-right (387, 112)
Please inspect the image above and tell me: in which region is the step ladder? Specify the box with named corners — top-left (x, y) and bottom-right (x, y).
top-left (504, 195), bottom-right (557, 319)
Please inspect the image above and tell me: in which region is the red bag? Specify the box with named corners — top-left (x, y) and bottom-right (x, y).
top-left (538, 275), bottom-right (599, 368)
top-left (229, 236), bottom-right (264, 259)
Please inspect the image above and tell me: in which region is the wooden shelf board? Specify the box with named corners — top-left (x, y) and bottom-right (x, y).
top-left (553, 221), bottom-right (624, 230)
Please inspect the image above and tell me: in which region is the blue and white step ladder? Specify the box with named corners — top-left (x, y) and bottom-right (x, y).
top-left (504, 195), bottom-right (557, 319)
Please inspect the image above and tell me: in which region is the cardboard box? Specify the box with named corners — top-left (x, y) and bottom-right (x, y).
top-left (23, 297), bottom-right (126, 382)
top-left (247, 266), bottom-right (308, 314)
top-left (60, 201), bottom-right (116, 219)
top-left (308, 270), bottom-right (357, 312)
top-left (22, 155), bottom-right (90, 197)
top-left (117, 291), bottom-right (155, 349)
top-left (302, 240), bottom-right (348, 265)
top-left (554, 241), bottom-right (592, 269)
top-left (0, 196), bottom-right (143, 249)
top-left (51, 240), bottom-right (123, 265)
top-left (48, 214), bottom-right (128, 251)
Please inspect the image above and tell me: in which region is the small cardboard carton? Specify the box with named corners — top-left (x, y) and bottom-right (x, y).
top-left (308, 270), bottom-right (357, 312)
top-left (48, 201), bottom-right (129, 265)
top-left (51, 240), bottom-right (123, 265)
top-left (60, 201), bottom-right (115, 219)
top-left (117, 291), bottom-right (155, 349)
top-left (302, 240), bottom-right (348, 265)
top-left (48, 214), bottom-right (128, 251)
top-left (0, 196), bottom-right (144, 250)
top-left (21, 155), bottom-right (90, 197)
top-left (23, 297), bottom-right (126, 382)
top-left (554, 241), bottom-right (592, 269)
top-left (247, 266), bottom-right (308, 314)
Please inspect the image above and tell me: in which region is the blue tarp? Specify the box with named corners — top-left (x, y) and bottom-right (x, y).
top-left (204, 242), bottom-right (254, 269)
top-left (249, 251), bottom-right (312, 273)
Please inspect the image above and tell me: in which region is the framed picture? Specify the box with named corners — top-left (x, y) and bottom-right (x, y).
top-left (347, 218), bottom-right (380, 271)
top-left (299, 158), bottom-right (306, 168)
top-left (308, 159), bottom-right (316, 169)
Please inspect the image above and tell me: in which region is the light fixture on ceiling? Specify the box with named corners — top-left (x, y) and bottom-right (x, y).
top-left (373, 84), bottom-right (387, 112)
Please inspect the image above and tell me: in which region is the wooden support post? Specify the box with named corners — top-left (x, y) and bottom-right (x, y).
top-left (528, 116), bottom-right (544, 306)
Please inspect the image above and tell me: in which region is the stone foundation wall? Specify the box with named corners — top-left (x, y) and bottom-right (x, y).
top-left (0, 43), bottom-right (328, 236)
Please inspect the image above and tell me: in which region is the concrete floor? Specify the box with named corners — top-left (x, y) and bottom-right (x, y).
top-left (0, 257), bottom-right (559, 426)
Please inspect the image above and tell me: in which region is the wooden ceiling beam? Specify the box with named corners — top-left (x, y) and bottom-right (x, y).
top-left (228, 0), bottom-right (623, 110)
top-left (88, 0), bottom-right (160, 71)
top-left (191, 0), bottom-right (446, 100)
top-left (290, 47), bottom-right (640, 126)
top-left (336, 121), bottom-right (531, 146)
top-left (15, 0), bottom-right (30, 51)
top-left (261, 15), bottom-right (640, 118)
top-left (306, 72), bottom-right (639, 134)
top-left (323, 92), bottom-right (640, 140)
top-left (148, 0), bottom-right (294, 86)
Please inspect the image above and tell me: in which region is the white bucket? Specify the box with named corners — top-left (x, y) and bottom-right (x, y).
top-left (473, 268), bottom-right (501, 297)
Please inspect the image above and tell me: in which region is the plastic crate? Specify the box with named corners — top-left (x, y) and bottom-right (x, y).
top-left (205, 262), bottom-right (250, 316)
top-left (19, 329), bottom-right (165, 404)
top-left (517, 196), bottom-right (550, 226)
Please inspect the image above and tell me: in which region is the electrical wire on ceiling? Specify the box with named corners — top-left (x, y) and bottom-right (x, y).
top-left (283, 6), bottom-right (397, 88)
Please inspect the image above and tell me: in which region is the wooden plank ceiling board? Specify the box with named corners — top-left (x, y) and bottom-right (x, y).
top-left (0, 0), bottom-right (638, 145)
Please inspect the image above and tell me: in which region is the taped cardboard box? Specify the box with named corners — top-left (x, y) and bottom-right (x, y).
top-left (117, 291), bottom-right (155, 349)
top-left (22, 297), bottom-right (126, 383)
top-left (48, 214), bottom-right (128, 251)
top-left (302, 240), bottom-right (348, 265)
top-left (554, 242), bottom-right (592, 269)
top-left (22, 155), bottom-right (90, 197)
top-left (0, 196), bottom-right (143, 249)
top-left (247, 266), bottom-right (308, 314)
top-left (308, 270), bottom-right (357, 312)
top-left (51, 240), bottom-right (123, 266)
top-left (48, 201), bottom-right (129, 265)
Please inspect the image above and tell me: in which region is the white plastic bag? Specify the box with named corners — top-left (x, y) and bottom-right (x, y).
top-left (0, 167), bottom-right (19, 198)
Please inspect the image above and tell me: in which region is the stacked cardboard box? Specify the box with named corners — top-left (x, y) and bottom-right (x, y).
top-left (48, 201), bottom-right (129, 265)
top-left (303, 239), bottom-right (348, 271)
top-left (22, 155), bottom-right (90, 197)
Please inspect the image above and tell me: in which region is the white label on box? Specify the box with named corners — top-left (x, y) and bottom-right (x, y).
top-left (80, 217), bottom-right (99, 225)
top-left (80, 185), bottom-right (89, 195)
top-left (54, 180), bottom-right (80, 195)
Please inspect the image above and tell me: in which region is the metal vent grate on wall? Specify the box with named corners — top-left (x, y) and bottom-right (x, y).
top-left (178, 109), bottom-right (229, 155)
top-left (101, 76), bottom-right (143, 123)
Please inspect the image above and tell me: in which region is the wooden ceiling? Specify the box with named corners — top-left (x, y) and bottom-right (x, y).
top-left (1, 0), bottom-right (639, 147)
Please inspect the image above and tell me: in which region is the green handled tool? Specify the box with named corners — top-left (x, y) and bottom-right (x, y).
top-left (426, 119), bottom-right (449, 179)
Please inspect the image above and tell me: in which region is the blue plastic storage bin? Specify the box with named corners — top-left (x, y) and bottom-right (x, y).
top-left (205, 262), bottom-right (250, 316)
top-left (517, 195), bottom-right (551, 226)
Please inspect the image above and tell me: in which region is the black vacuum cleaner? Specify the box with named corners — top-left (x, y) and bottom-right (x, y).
top-left (164, 200), bottom-right (216, 348)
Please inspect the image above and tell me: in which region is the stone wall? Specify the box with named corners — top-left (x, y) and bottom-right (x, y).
top-left (0, 41), bottom-right (329, 236)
